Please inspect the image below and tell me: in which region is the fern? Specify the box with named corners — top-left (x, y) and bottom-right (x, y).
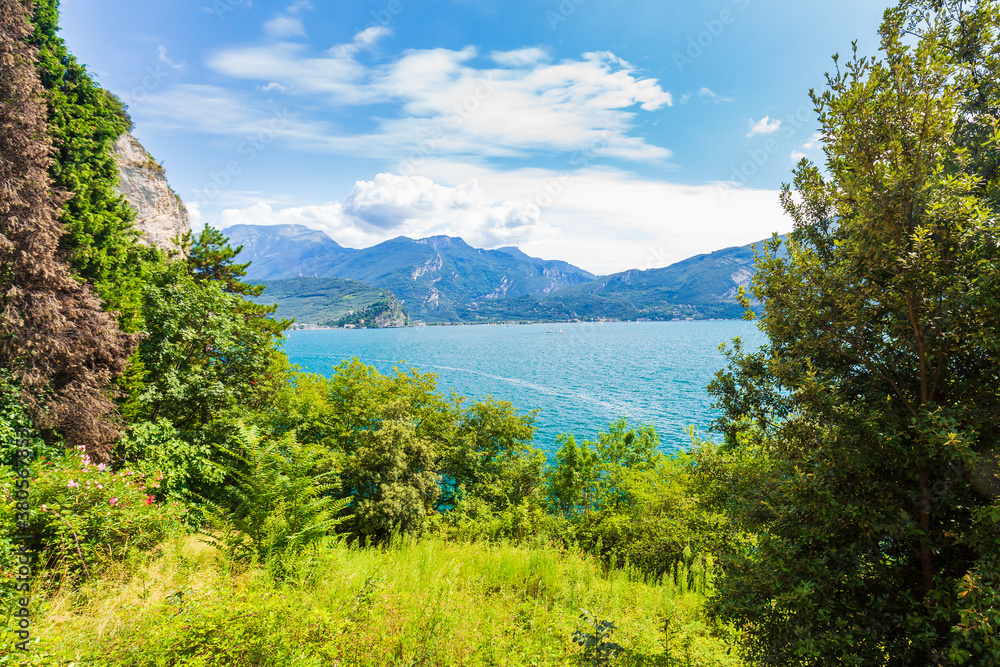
top-left (203, 423), bottom-right (351, 575)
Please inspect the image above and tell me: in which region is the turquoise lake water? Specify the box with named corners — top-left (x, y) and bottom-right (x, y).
top-left (281, 320), bottom-right (765, 456)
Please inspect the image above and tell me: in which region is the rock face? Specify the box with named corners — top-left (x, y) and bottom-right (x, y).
top-left (113, 133), bottom-right (190, 253)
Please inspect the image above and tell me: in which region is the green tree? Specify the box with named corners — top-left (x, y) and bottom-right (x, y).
top-left (322, 360), bottom-right (455, 540)
top-left (28, 0), bottom-right (160, 331)
top-left (546, 418), bottom-right (660, 518)
top-left (324, 359), bottom-right (457, 454)
top-left (183, 225), bottom-right (257, 296)
top-left (183, 225), bottom-right (292, 336)
top-left (124, 262), bottom-right (277, 433)
top-left (703, 2), bottom-right (1000, 663)
top-left (545, 432), bottom-right (601, 519)
top-left (338, 401), bottom-right (440, 541)
top-left (440, 397), bottom-right (544, 512)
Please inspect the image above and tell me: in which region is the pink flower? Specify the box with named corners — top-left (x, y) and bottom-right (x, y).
top-left (96, 484), bottom-right (103, 490)
top-left (109, 498), bottom-right (118, 506)
top-left (97, 463), bottom-right (106, 472)
top-left (41, 504), bottom-right (47, 511)
top-left (67, 480), bottom-right (79, 488)
top-left (144, 495), bottom-right (155, 506)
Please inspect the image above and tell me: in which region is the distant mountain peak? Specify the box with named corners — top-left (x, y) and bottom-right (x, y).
top-left (415, 235), bottom-right (469, 249)
top-left (223, 223), bottom-right (348, 248)
top-left (218, 223), bottom-right (596, 321)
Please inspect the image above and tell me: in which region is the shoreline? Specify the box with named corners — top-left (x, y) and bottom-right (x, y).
top-left (286, 317), bottom-right (745, 332)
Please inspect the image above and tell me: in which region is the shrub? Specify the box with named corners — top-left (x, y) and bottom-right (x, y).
top-left (114, 418), bottom-right (224, 507)
top-left (1, 445), bottom-right (186, 594)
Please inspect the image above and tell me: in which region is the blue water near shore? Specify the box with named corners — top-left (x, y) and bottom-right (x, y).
top-left (281, 321), bottom-right (765, 456)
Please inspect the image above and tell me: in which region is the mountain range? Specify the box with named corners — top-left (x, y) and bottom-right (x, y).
top-left (225, 224), bottom-right (767, 325)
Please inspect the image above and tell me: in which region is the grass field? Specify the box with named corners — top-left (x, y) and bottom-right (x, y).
top-left (8, 535), bottom-right (742, 666)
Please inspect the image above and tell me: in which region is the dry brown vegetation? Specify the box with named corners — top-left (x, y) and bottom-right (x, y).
top-left (0, 0), bottom-right (135, 460)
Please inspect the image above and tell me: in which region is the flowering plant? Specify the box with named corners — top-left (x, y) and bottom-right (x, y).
top-left (1, 445), bottom-right (187, 585)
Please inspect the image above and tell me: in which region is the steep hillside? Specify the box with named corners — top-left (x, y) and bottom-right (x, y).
top-left (327, 293), bottom-right (409, 329)
top-left (555, 240), bottom-right (763, 307)
top-left (320, 235), bottom-right (598, 321)
top-left (249, 277), bottom-right (407, 327)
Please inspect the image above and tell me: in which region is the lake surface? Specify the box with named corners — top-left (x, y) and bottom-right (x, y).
top-left (282, 321), bottom-right (765, 456)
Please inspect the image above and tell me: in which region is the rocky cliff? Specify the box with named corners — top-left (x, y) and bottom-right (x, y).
top-left (327, 293), bottom-right (410, 329)
top-left (113, 133), bottom-right (190, 253)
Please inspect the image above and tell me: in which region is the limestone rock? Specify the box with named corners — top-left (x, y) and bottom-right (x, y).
top-left (113, 133), bottom-right (190, 253)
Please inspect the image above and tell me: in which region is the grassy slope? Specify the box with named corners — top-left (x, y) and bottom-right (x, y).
top-left (22, 536), bottom-right (742, 666)
top-left (248, 277), bottom-right (393, 326)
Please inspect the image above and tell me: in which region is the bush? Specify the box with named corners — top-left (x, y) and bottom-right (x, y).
top-left (114, 418), bottom-right (225, 508)
top-left (544, 420), bottom-right (723, 579)
top-left (2, 445), bottom-right (186, 594)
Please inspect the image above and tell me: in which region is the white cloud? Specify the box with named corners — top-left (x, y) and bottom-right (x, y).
top-left (802, 132), bottom-right (823, 150)
top-left (345, 26), bottom-right (392, 52)
top-left (135, 84), bottom-right (308, 137)
top-left (697, 87), bottom-right (733, 104)
top-left (264, 16), bottom-right (307, 39)
top-left (204, 33), bottom-right (673, 162)
top-left (747, 116), bottom-right (782, 137)
top-left (157, 45), bottom-right (185, 70)
top-left (415, 161), bottom-right (790, 274)
top-left (210, 165), bottom-right (790, 275)
top-left (261, 82), bottom-right (288, 93)
top-left (217, 174), bottom-right (544, 250)
top-left (791, 132), bottom-right (824, 161)
top-left (491, 47), bottom-right (550, 67)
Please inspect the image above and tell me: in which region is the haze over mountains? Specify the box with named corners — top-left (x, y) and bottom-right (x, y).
top-left (224, 224), bottom-right (765, 324)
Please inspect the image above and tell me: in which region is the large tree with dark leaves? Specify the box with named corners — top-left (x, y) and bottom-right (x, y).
top-left (700, 1), bottom-right (1000, 664)
top-left (0, 0), bottom-right (135, 459)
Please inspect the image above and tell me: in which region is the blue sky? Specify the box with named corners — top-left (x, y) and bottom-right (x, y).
top-left (61, 0), bottom-right (890, 274)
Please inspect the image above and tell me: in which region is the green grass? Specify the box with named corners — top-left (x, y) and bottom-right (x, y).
top-left (9, 536), bottom-right (742, 666)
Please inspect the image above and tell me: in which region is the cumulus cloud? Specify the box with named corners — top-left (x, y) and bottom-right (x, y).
top-left (791, 132), bottom-right (824, 161)
top-left (491, 47), bottom-right (550, 67)
top-left (217, 174), bottom-right (544, 250)
top-left (747, 116), bottom-right (782, 137)
top-left (697, 87), bottom-right (733, 104)
top-left (210, 165), bottom-right (790, 275)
